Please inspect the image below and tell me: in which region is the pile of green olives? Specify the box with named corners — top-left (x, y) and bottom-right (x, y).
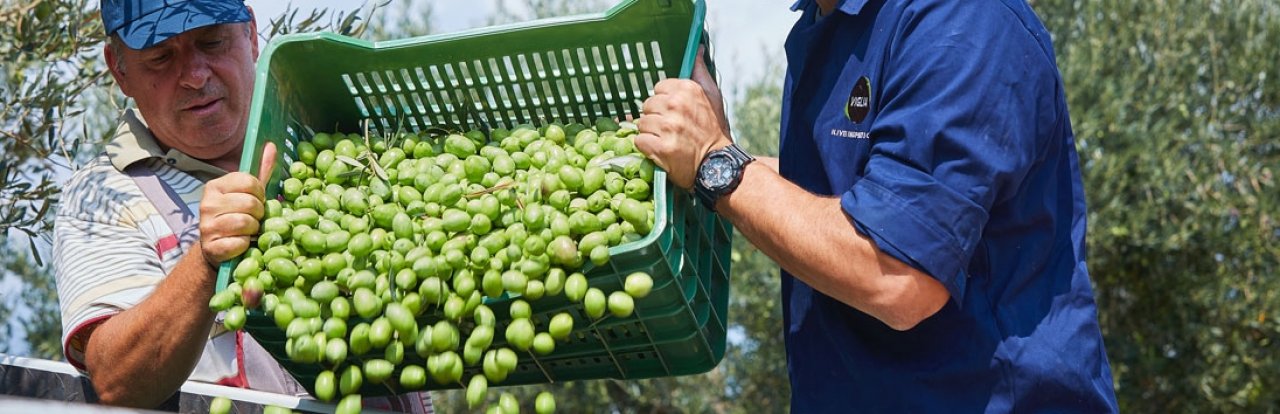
top-left (210, 119), bottom-right (658, 414)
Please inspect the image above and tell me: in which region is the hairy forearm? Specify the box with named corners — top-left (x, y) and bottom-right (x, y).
top-left (86, 246), bottom-right (217, 408)
top-left (718, 158), bottom-right (949, 330)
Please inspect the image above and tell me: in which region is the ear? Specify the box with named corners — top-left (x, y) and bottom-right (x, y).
top-left (245, 6), bottom-right (260, 60)
top-left (103, 42), bottom-right (134, 97)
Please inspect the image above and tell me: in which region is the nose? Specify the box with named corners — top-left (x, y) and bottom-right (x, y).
top-left (177, 50), bottom-right (213, 90)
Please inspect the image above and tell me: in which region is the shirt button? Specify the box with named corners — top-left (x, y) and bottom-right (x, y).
top-left (167, 158), bottom-right (177, 165)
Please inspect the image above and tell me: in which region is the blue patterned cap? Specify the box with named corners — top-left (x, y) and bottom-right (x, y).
top-left (101, 0), bottom-right (250, 49)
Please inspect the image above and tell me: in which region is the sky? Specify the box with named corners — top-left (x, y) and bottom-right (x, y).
top-left (243, 0), bottom-right (798, 99)
top-left (1, 0), bottom-right (798, 357)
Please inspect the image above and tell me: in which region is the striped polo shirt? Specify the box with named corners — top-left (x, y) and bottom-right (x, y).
top-left (54, 109), bottom-right (435, 412)
top-left (54, 108), bottom-right (236, 381)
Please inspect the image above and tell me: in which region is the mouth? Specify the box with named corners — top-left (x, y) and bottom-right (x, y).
top-left (183, 97), bottom-right (223, 113)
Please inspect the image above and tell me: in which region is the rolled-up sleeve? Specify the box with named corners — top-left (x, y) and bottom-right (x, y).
top-left (841, 4), bottom-right (1062, 303)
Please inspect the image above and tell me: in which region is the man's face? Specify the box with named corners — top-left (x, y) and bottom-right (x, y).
top-left (106, 19), bottom-right (259, 166)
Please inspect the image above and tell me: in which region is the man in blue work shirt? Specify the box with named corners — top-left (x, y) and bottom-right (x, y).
top-left (634, 0), bottom-right (1119, 411)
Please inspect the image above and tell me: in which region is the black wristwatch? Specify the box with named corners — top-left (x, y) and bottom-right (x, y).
top-left (694, 143), bottom-right (755, 211)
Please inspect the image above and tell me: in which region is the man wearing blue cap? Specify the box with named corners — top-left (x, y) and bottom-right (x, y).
top-left (635, 0), bottom-right (1118, 411)
top-left (52, 1), bottom-right (434, 412)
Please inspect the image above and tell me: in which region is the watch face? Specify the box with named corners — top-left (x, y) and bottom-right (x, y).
top-left (700, 155), bottom-right (736, 189)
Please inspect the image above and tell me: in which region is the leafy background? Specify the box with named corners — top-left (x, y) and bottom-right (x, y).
top-left (2, 0), bottom-right (1278, 411)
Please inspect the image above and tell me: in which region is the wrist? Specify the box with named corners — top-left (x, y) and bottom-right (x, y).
top-left (718, 160), bottom-right (767, 215)
top-left (700, 135), bottom-right (734, 161)
top-left (192, 242), bottom-right (219, 270)
top-left (694, 141), bottom-right (755, 211)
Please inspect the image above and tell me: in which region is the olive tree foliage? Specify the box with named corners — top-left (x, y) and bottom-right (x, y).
top-left (0, 0), bottom-right (382, 359)
top-left (0, 237), bottom-right (61, 359)
top-left (1036, 0), bottom-right (1280, 411)
top-left (0, 0), bottom-right (111, 359)
top-left (486, 0), bottom-right (596, 23)
top-left (0, 0), bottom-right (107, 260)
top-left (717, 61), bottom-right (789, 413)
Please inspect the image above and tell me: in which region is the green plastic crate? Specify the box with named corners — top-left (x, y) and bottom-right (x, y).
top-left (216, 0), bottom-right (732, 395)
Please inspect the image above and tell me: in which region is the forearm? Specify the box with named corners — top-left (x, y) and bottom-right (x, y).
top-left (718, 158), bottom-right (949, 330)
top-left (86, 245), bottom-right (218, 408)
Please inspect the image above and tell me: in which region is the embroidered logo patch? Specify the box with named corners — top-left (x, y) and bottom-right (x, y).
top-left (845, 76), bottom-right (872, 123)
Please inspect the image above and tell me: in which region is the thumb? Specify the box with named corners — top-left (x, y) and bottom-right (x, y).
top-left (257, 141), bottom-right (277, 186)
top-left (691, 45), bottom-right (717, 92)
top-left (691, 46), bottom-right (731, 136)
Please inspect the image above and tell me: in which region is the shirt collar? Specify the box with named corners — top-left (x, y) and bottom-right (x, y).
top-left (789, 0), bottom-right (872, 15)
top-left (105, 108), bottom-right (228, 180)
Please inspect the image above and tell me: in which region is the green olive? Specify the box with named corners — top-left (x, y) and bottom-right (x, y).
top-left (503, 318), bottom-right (534, 352)
top-left (291, 334), bottom-right (320, 364)
top-left (548, 312), bottom-right (574, 341)
top-left (509, 299), bottom-right (532, 319)
top-left (324, 230), bottom-right (351, 253)
top-left (482, 349), bottom-right (508, 383)
top-left (445, 134), bottom-right (478, 158)
top-left (314, 192), bottom-right (341, 213)
top-left (310, 281), bottom-right (340, 304)
top-left (432, 319), bottom-right (459, 353)
top-left (337, 364), bottom-right (363, 397)
top-left (336, 394), bottom-right (362, 414)
top-left (608, 291), bottom-right (635, 318)
top-left (625, 178), bottom-right (650, 200)
top-left (272, 303), bottom-right (295, 330)
top-left (314, 369), bottom-right (336, 401)
top-left (584, 288), bottom-right (606, 319)
top-left (286, 318), bottom-right (312, 339)
top-left (385, 340), bottom-right (405, 365)
top-left (499, 393), bottom-right (520, 414)
top-left (363, 359), bottom-right (394, 384)
top-left (625, 272), bottom-right (654, 298)
top-left (501, 270), bottom-right (528, 296)
top-left (369, 317), bottom-right (393, 349)
top-left (578, 232), bottom-right (608, 256)
top-left (494, 347), bottom-right (518, 373)
top-left (466, 374), bottom-right (489, 408)
top-left (349, 322), bottom-right (372, 355)
top-left (231, 256), bottom-right (261, 285)
top-left (433, 350), bottom-right (464, 385)
top-left (209, 290), bottom-right (236, 312)
top-left (223, 306), bottom-right (246, 331)
top-left (393, 212), bottom-right (415, 240)
top-left (443, 293), bottom-right (466, 321)
top-left (298, 257), bottom-right (324, 283)
top-left (581, 166), bottom-right (606, 195)
top-left (389, 264), bottom-right (414, 289)
top-left (523, 279), bottom-right (546, 301)
top-left (290, 298), bottom-right (319, 319)
top-left (324, 337), bottom-right (348, 366)
top-left (532, 332), bottom-right (555, 355)
top-left (400, 364), bottom-right (427, 390)
top-left (535, 391), bottom-right (557, 414)
top-left (353, 288), bottom-right (382, 319)
top-left (266, 258), bottom-right (299, 284)
top-left (329, 296), bottom-right (351, 320)
top-left (299, 230), bottom-right (326, 255)
top-left (558, 165), bottom-right (583, 192)
top-left (385, 302), bottom-right (416, 336)
top-left (589, 244), bottom-right (610, 266)
top-left (209, 397), bottom-right (232, 414)
top-left (564, 272), bottom-right (588, 303)
top-left (323, 316), bottom-right (348, 339)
